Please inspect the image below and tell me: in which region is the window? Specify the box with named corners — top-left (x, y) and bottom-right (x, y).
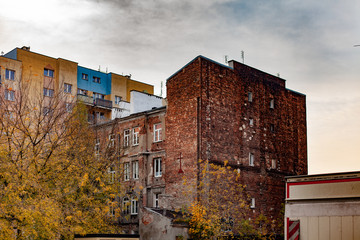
top-left (132, 161), bottom-right (139, 179)
top-left (249, 153), bottom-right (254, 166)
top-left (123, 198), bottom-right (130, 215)
top-left (153, 123), bottom-right (162, 142)
top-left (94, 138), bottom-right (100, 155)
top-left (4, 89), bottom-right (15, 101)
top-left (43, 88), bottom-right (54, 97)
top-left (43, 107), bottom-right (53, 116)
top-left (154, 193), bottom-right (160, 208)
top-left (77, 88), bottom-right (88, 96)
top-left (154, 158), bottom-right (162, 177)
top-left (270, 124), bottom-right (275, 133)
top-left (109, 201), bottom-right (115, 216)
top-left (64, 83), bottom-right (72, 93)
top-left (131, 198), bottom-right (138, 215)
top-left (93, 92), bottom-right (104, 99)
top-left (108, 166), bottom-right (115, 184)
top-left (249, 118), bottom-right (254, 127)
top-left (270, 99), bottom-right (274, 109)
top-left (44, 69), bottom-right (54, 77)
top-left (5, 69), bottom-right (15, 80)
top-left (124, 162), bottom-right (130, 181)
top-left (250, 198), bottom-right (255, 209)
top-left (65, 103), bottom-right (72, 112)
top-left (108, 134), bottom-right (115, 148)
top-left (82, 73), bottom-right (88, 81)
top-left (248, 92), bottom-right (253, 102)
top-left (115, 96), bottom-right (121, 105)
top-left (132, 127), bottom-right (140, 146)
top-left (93, 76), bottom-right (101, 83)
top-left (124, 129), bottom-right (130, 147)
top-left (271, 159), bottom-right (277, 169)
top-left (95, 112), bottom-right (105, 121)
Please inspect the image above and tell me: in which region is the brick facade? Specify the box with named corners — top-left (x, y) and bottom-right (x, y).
top-left (96, 55), bottom-right (307, 237)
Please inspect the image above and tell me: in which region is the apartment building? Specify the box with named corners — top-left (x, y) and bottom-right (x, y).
top-left (1, 46), bottom-right (154, 121)
top-left (95, 55), bottom-right (307, 239)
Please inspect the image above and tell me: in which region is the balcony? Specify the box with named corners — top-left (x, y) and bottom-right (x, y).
top-left (77, 94), bottom-right (113, 109)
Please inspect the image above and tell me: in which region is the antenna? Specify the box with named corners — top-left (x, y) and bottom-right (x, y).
top-left (241, 51), bottom-right (244, 63)
top-left (160, 81), bottom-right (163, 97)
top-left (98, 65), bottom-right (101, 71)
top-left (277, 73), bottom-right (280, 77)
top-left (1, 51), bottom-right (4, 56)
top-left (224, 55), bottom-right (228, 64)
top-left (106, 67), bottom-right (108, 73)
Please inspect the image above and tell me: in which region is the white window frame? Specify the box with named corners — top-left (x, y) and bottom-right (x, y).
top-left (4, 89), bottom-right (15, 101)
top-left (249, 118), bottom-right (254, 127)
top-left (108, 166), bottom-right (115, 184)
top-left (64, 83), bottom-right (72, 93)
top-left (123, 198), bottom-right (130, 215)
top-left (109, 201), bottom-right (115, 216)
top-left (124, 129), bottom-right (130, 147)
top-left (44, 68), bottom-right (54, 77)
top-left (153, 123), bottom-right (162, 142)
top-left (132, 161), bottom-right (139, 179)
top-left (82, 73), bottom-right (88, 81)
top-left (94, 138), bottom-right (100, 155)
top-left (5, 69), bottom-right (15, 80)
top-left (93, 92), bottom-right (105, 99)
top-left (43, 88), bottom-right (54, 97)
top-left (250, 198), bottom-right (255, 209)
top-left (154, 158), bottom-right (162, 177)
top-left (115, 96), bottom-right (121, 105)
top-left (249, 153), bottom-right (254, 166)
top-left (124, 162), bottom-right (130, 181)
top-left (93, 76), bottom-right (101, 83)
top-left (248, 92), bottom-right (253, 102)
top-left (270, 99), bottom-right (274, 109)
top-left (108, 134), bottom-right (115, 148)
top-left (132, 127), bottom-right (139, 146)
top-left (131, 198), bottom-right (138, 215)
top-left (271, 159), bottom-right (277, 169)
top-left (154, 193), bottom-right (160, 208)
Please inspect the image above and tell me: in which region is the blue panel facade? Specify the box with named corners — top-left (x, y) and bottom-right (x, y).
top-left (77, 66), bottom-right (111, 95)
top-left (4, 48), bottom-right (18, 60)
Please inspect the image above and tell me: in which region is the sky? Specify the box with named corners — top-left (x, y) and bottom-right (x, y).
top-left (1, 0), bottom-right (360, 174)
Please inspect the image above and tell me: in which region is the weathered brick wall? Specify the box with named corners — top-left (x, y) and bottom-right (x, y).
top-left (165, 56), bottom-right (307, 234)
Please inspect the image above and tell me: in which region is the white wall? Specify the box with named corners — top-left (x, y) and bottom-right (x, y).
top-left (130, 91), bottom-right (163, 115)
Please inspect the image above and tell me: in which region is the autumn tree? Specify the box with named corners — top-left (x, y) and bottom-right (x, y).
top-left (0, 82), bottom-right (121, 239)
top-left (184, 160), bottom-right (276, 240)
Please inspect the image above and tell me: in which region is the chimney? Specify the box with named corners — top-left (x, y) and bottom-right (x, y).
top-left (21, 46), bottom-right (30, 51)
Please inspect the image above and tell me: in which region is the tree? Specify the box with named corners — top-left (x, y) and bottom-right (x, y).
top-left (184, 160), bottom-right (276, 240)
top-left (0, 82), bottom-right (121, 239)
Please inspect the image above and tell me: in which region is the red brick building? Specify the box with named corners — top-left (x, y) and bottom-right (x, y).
top-left (96, 56), bottom-right (307, 238)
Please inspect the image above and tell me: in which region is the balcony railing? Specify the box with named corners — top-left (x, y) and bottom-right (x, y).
top-left (77, 94), bottom-right (112, 109)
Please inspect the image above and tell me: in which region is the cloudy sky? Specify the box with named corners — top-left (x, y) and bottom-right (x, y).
top-left (1, 0), bottom-right (360, 174)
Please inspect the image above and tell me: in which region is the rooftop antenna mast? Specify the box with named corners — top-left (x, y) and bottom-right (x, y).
top-left (241, 50), bottom-right (244, 63)
top-left (224, 55), bottom-right (228, 64)
top-left (160, 81), bottom-right (163, 97)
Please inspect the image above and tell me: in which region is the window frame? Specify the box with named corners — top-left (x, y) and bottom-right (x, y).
top-left (249, 153), bottom-right (254, 166)
top-left (130, 198), bottom-right (138, 215)
top-left (124, 162), bottom-right (130, 181)
top-left (248, 92), bottom-right (253, 102)
top-left (153, 123), bottom-right (162, 142)
top-left (154, 157), bottom-right (162, 177)
top-left (250, 198), bottom-right (256, 209)
top-left (270, 99), bottom-right (275, 109)
top-left (132, 127), bottom-right (139, 146)
top-left (115, 96), bottom-right (121, 105)
top-left (5, 69), bottom-right (15, 80)
top-left (123, 197), bottom-right (130, 215)
top-left (77, 88), bottom-right (88, 96)
top-left (124, 129), bottom-right (130, 147)
top-left (108, 134), bottom-right (115, 148)
top-left (249, 118), bottom-right (254, 127)
top-left (154, 193), bottom-right (160, 208)
top-left (132, 161), bottom-right (139, 179)
top-left (44, 68), bottom-right (54, 78)
top-left (271, 159), bottom-right (277, 169)
top-left (94, 138), bottom-right (100, 155)
top-left (108, 166), bottom-right (116, 184)
top-left (64, 83), bottom-right (72, 93)
top-left (93, 76), bottom-right (101, 83)
top-left (43, 88), bottom-right (54, 98)
top-left (4, 89), bottom-right (15, 101)
top-left (82, 73), bottom-right (88, 81)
